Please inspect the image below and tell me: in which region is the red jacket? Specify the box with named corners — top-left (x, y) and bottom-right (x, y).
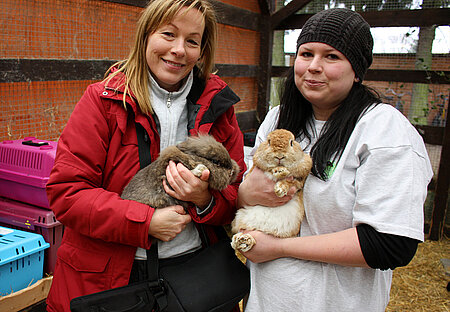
top-left (46, 70), bottom-right (246, 312)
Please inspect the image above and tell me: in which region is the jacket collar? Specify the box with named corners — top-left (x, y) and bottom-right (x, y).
top-left (102, 68), bottom-right (140, 112)
top-left (101, 67), bottom-right (239, 136)
top-left (187, 67), bottom-right (206, 105)
top-left (101, 69), bottom-right (156, 140)
top-left (103, 66), bottom-right (204, 113)
top-left (187, 68), bottom-right (240, 135)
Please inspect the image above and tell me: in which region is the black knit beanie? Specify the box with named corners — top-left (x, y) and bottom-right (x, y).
top-left (296, 8), bottom-right (373, 81)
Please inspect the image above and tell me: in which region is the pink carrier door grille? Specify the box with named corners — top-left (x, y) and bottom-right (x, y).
top-left (0, 137), bottom-right (57, 209)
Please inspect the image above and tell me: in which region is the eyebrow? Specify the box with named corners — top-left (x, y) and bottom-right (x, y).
top-left (300, 45), bottom-right (340, 54)
top-left (165, 22), bottom-right (202, 38)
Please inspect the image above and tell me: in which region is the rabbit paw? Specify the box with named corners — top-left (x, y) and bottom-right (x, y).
top-left (274, 181), bottom-right (289, 197)
top-left (191, 164), bottom-right (207, 178)
top-left (231, 232), bottom-right (256, 252)
top-left (271, 166), bottom-right (290, 179)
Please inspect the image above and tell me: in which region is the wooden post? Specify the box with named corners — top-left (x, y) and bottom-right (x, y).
top-left (429, 93), bottom-right (450, 240)
top-left (256, 13), bottom-right (273, 124)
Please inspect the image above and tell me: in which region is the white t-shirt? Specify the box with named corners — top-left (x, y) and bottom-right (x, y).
top-left (244, 104), bottom-right (433, 312)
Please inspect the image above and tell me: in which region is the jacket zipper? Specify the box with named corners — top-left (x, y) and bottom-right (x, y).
top-left (166, 92), bottom-right (173, 145)
top-left (166, 93), bottom-right (172, 108)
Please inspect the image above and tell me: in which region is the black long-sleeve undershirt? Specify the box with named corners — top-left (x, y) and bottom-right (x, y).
top-left (356, 223), bottom-right (420, 270)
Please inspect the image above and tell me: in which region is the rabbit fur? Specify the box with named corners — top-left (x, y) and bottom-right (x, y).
top-left (231, 129), bottom-right (312, 252)
top-left (121, 134), bottom-right (240, 209)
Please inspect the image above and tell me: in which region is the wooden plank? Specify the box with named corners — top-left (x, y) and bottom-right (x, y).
top-left (0, 276), bottom-right (52, 312)
top-left (429, 94), bottom-right (450, 241)
top-left (101, 0), bottom-right (148, 7)
top-left (275, 8), bottom-right (450, 30)
top-left (236, 110), bottom-right (258, 132)
top-left (0, 59), bottom-right (116, 83)
top-left (216, 64), bottom-right (258, 77)
top-left (2, 60), bottom-right (447, 89)
top-left (257, 0), bottom-right (272, 15)
top-left (271, 66), bottom-right (450, 84)
top-left (271, 65), bottom-right (290, 77)
top-left (365, 69), bottom-right (450, 84)
top-left (0, 60), bottom-right (259, 82)
top-left (100, 0), bottom-right (260, 30)
top-left (363, 8), bottom-right (450, 27)
top-left (271, 0), bottom-right (313, 29)
top-left (428, 178), bottom-right (436, 191)
top-left (415, 125), bottom-right (445, 146)
top-left (209, 0), bottom-right (260, 31)
top-left (256, 18), bottom-right (273, 123)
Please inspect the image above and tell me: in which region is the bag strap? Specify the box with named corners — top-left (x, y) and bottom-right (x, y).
top-left (134, 121), bottom-right (158, 273)
top-left (135, 122), bottom-right (161, 278)
top-left (135, 122), bottom-right (157, 270)
top-left (135, 122), bottom-right (226, 309)
top-left (135, 121), bottom-right (168, 309)
top-left (135, 122), bottom-right (151, 169)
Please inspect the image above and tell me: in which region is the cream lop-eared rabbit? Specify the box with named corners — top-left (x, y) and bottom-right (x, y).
top-left (121, 135), bottom-right (240, 209)
top-left (231, 129), bottom-right (312, 252)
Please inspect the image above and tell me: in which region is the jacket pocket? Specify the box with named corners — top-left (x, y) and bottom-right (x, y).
top-left (57, 243), bottom-right (112, 292)
top-left (59, 243), bottom-right (111, 272)
top-left (120, 118), bottom-right (139, 147)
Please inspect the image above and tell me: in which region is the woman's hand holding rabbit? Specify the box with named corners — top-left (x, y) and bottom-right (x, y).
top-left (238, 167), bottom-right (296, 208)
top-left (240, 230), bottom-right (284, 263)
top-left (148, 205), bottom-right (192, 242)
top-left (164, 160), bottom-right (212, 209)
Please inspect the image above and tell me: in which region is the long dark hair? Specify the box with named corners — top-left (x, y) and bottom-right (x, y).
top-left (277, 67), bottom-right (382, 180)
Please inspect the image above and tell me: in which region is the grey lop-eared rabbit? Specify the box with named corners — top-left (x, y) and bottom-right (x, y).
top-left (121, 135), bottom-right (240, 209)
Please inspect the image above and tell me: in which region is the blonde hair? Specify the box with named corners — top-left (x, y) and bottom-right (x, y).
top-left (104, 0), bottom-right (217, 115)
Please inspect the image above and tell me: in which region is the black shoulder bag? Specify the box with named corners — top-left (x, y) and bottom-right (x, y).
top-left (70, 122), bottom-right (250, 312)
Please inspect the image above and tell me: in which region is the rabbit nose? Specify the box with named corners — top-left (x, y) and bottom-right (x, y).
top-left (275, 156), bottom-right (285, 164)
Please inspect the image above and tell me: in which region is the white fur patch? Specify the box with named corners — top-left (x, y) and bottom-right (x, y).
top-left (231, 196), bottom-right (304, 252)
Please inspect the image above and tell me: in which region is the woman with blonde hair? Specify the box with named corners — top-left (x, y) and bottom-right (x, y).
top-left (46, 1), bottom-right (245, 311)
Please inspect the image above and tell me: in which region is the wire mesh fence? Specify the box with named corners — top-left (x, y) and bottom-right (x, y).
top-left (1, 1), bottom-right (448, 230)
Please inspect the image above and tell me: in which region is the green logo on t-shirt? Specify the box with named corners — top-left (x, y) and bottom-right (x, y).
top-left (324, 161), bottom-right (336, 179)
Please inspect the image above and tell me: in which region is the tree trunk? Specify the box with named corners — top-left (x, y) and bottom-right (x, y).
top-left (408, 25), bottom-right (436, 125)
top-left (409, 0), bottom-right (438, 125)
top-left (270, 0), bottom-right (285, 108)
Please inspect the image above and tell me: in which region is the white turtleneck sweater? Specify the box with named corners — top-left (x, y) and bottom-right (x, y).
top-left (135, 71), bottom-right (202, 260)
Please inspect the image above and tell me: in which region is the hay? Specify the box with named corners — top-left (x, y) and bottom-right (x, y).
top-left (386, 237), bottom-right (450, 312)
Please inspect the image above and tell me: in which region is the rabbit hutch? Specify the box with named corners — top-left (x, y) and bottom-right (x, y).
top-left (0, 0), bottom-right (449, 311)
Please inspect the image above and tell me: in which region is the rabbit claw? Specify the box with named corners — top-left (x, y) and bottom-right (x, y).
top-left (231, 232), bottom-right (256, 252)
top-left (274, 181), bottom-right (289, 197)
top-left (191, 164), bottom-right (207, 178)
top-left (271, 166), bottom-right (290, 179)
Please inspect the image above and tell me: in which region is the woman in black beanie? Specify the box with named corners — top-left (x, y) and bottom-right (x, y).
top-left (237, 8), bottom-right (432, 311)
